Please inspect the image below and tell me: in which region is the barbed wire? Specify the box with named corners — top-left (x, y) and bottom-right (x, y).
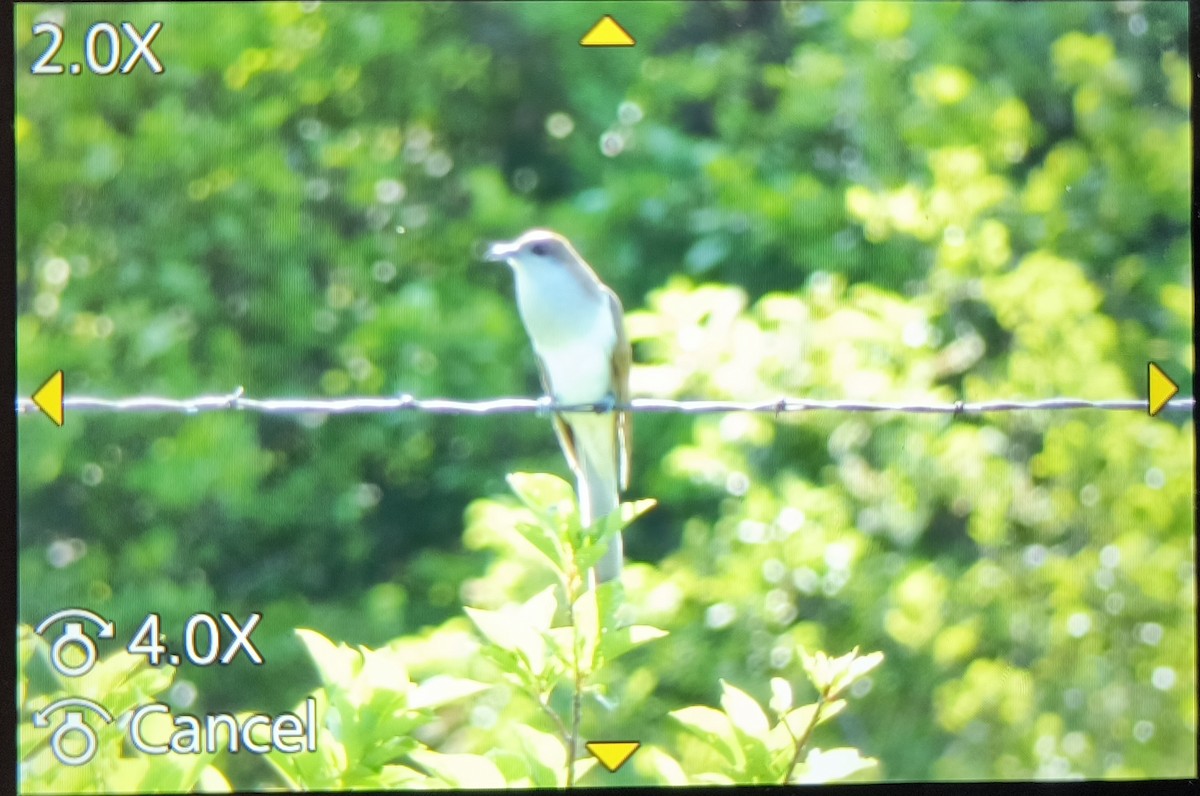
top-left (12, 389), bottom-right (1196, 417)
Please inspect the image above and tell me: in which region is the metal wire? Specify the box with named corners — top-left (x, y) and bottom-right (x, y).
top-left (12, 390), bottom-right (1196, 417)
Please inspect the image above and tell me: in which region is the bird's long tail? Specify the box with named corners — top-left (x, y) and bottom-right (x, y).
top-left (566, 412), bottom-right (622, 583)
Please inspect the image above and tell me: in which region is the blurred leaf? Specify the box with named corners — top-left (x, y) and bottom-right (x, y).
top-left (793, 747), bottom-right (878, 783)
top-left (408, 749), bottom-right (507, 788)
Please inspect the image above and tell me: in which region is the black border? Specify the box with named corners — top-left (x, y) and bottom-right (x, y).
top-left (4, 1), bottom-right (21, 795)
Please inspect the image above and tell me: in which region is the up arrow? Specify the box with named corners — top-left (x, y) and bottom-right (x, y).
top-left (581, 15), bottom-right (635, 47)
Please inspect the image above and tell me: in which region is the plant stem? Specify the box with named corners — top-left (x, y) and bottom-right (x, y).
top-left (537, 694), bottom-right (571, 743)
top-left (569, 654), bottom-right (582, 787)
top-left (785, 690), bottom-right (827, 784)
top-left (564, 571), bottom-right (583, 787)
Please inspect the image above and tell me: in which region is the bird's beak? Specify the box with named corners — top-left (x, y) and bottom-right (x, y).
top-left (485, 240), bottom-right (518, 263)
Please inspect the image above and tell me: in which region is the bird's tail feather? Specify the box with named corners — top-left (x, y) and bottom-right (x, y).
top-left (568, 413), bottom-right (622, 583)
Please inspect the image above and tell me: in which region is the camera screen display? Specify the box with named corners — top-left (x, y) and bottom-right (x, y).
top-left (13, 2), bottom-right (1194, 791)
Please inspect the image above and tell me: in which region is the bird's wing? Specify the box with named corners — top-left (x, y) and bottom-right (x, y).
top-left (535, 354), bottom-right (584, 477)
top-left (606, 288), bottom-right (633, 492)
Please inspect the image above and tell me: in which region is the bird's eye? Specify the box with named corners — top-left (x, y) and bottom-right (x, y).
top-left (530, 243), bottom-right (548, 257)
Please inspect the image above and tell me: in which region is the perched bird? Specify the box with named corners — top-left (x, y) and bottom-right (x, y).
top-left (486, 229), bottom-right (632, 583)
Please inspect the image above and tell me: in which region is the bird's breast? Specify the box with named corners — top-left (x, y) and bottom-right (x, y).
top-left (536, 330), bottom-right (616, 404)
top-left (514, 266), bottom-right (598, 333)
top-left (514, 273), bottom-right (616, 403)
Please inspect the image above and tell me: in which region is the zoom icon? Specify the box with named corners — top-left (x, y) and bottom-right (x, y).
top-left (32, 698), bottom-right (114, 766)
top-left (35, 609), bottom-right (116, 678)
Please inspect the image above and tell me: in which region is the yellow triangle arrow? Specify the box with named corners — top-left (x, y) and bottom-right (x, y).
top-left (33, 370), bottom-right (65, 426)
top-left (586, 740), bottom-right (639, 772)
top-left (580, 15), bottom-right (635, 47)
top-left (1148, 362), bottom-right (1179, 417)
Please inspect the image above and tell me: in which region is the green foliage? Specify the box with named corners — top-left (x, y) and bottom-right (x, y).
top-left (667, 649), bottom-right (884, 784)
top-left (18, 626), bottom-right (232, 794)
top-left (15, 0), bottom-right (1193, 786)
top-left (19, 482), bottom-right (882, 790)
top-left (262, 629), bottom-right (489, 789)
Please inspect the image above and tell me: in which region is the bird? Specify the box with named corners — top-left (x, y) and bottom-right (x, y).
top-left (486, 229), bottom-right (632, 583)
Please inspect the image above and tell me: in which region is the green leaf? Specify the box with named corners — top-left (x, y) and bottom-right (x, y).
top-left (799, 647), bottom-right (883, 698)
top-left (767, 700), bottom-right (846, 759)
top-left (17, 623), bottom-right (40, 676)
top-left (542, 622), bottom-right (572, 660)
top-left (489, 748), bottom-right (537, 788)
top-left (63, 649), bottom-right (174, 717)
top-left (573, 586), bottom-right (600, 674)
top-left (478, 644), bottom-right (539, 693)
top-left (514, 519), bottom-right (568, 576)
top-left (720, 679), bottom-right (770, 737)
top-left (408, 675), bottom-right (489, 710)
top-left (719, 680), bottom-right (774, 779)
top-left (769, 677), bottom-right (793, 714)
top-left (507, 472), bottom-right (576, 520)
top-left (464, 606), bottom-right (547, 678)
top-left (408, 749), bottom-right (508, 788)
top-left (513, 724), bottom-right (565, 787)
top-left (598, 624), bottom-right (668, 665)
top-left (621, 497), bottom-right (659, 523)
top-left (831, 650), bottom-right (884, 697)
top-left (520, 585), bottom-right (560, 633)
top-left (196, 767), bottom-right (233, 792)
top-left (377, 765), bottom-right (433, 788)
top-left (594, 578), bottom-right (666, 665)
top-left (696, 772), bottom-right (738, 785)
top-left (640, 745), bottom-right (689, 786)
top-left (573, 530), bottom-right (614, 573)
top-left (798, 647), bottom-right (832, 693)
top-left (353, 644), bottom-right (417, 699)
top-left (296, 628), bottom-right (363, 689)
top-left (577, 498), bottom-right (657, 572)
top-left (573, 756), bottom-right (600, 783)
top-left (792, 747), bottom-right (878, 783)
top-left (670, 705), bottom-right (741, 767)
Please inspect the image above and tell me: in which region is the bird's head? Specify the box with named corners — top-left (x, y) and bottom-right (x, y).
top-left (485, 229), bottom-right (579, 272)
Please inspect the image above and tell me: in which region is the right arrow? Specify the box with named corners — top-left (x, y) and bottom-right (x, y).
top-left (1147, 361), bottom-right (1179, 417)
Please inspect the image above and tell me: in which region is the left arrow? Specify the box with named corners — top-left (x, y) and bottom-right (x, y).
top-left (33, 370), bottom-right (64, 426)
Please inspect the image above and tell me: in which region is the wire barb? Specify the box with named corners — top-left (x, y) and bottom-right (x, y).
top-left (12, 393), bottom-right (1197, 417)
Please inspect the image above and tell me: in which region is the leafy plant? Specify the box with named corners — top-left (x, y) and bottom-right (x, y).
top-left (17, 624), bottom-right (231, 794)
top-left (459, 473), bottom-right (884, 787)
top-left (262, 629), bottom-right (490, 789)
top-left (465, 473), bottom-right (663, 786)
top-left (662, 648), bottom-right (883, 784)
top-left (18, 474), bottom-right (888, 791)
